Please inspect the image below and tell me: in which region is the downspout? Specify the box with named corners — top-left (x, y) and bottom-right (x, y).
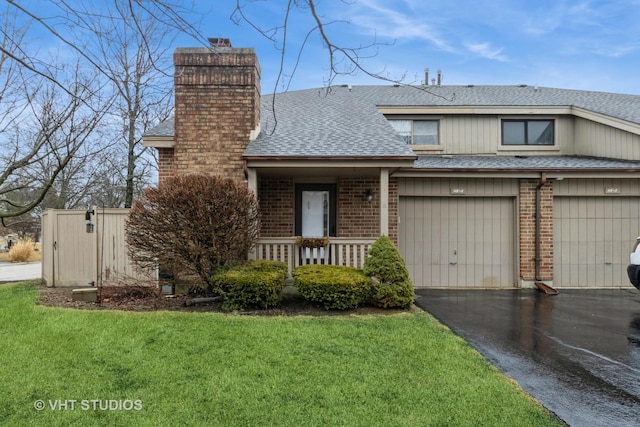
top-left (535, 172), bottom-right (547, 281)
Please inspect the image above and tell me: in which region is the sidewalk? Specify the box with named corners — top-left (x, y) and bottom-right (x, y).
top-left (0, 261), bottom-right (42, 282)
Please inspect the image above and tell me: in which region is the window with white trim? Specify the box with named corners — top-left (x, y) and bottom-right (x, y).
top-left (388, 119), bottom-right (439, 145)
top-left (502, 119), bottom-right (554, 145)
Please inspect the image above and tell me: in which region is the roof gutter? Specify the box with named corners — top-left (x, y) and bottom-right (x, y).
top-left (243, 155), bottom-right (418, 161)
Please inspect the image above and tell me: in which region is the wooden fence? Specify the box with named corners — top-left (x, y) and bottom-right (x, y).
top-left (41, 208), bottom-right (155, 287)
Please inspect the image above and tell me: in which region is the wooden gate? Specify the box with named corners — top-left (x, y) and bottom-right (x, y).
top-left (41, 208), bottom-right (155, 287)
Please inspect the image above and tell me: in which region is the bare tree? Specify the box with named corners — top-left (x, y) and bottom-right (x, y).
top-left (0, 1), bottom-right (182, 219)
top-left (1, 0), bottom-right (413, 226)
top-left (0, 59), bottom-right (109, 225)
top-left (64, 0), bottom-right (176, 207)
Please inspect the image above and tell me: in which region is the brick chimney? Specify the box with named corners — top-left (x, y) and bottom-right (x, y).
top-left (172, 38), bottom-right (261, 182)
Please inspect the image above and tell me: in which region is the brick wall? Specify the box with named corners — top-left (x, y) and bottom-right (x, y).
top-left (519, 179), bottom-right (554, 281)
top-left (259, 177), bottom-right (294, 237)
top-left (258, 176), bottom-right (391, 240)
top-left (338, 177), bottom-right (380, 238)
top-left (388, 178), bottom-right (399, 245)
top-left (172, 43), bottom-right (260, 183)
top-left (157, 148), bottom-right (175, 184)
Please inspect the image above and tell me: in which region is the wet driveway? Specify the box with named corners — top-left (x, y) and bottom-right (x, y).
top-left (414, 288), bottom-right (640, 427)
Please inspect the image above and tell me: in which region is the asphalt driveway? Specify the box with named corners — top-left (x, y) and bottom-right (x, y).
top-left (414, 288), bottom-right (640, 427)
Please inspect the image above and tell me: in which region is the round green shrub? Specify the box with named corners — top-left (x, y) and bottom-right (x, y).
top-left (370, 280), bottom-right (414, 309)
top-left (363, 236), bottom-right (414, 308)
top-left (292, 264), bottom-right (372, 310)
top-left (212, 260), bottom-right (287, 310)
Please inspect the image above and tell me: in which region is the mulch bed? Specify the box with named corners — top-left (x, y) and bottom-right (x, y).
top-left (37, 285), bottom-right (417, 316)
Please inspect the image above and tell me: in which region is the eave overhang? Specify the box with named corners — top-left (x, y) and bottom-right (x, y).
top-left (143, 136), bottom-right (174, 148)
top-left (244, 155), bottom-right (417, 177)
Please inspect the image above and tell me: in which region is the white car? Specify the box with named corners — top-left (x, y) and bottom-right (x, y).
top-left (627, 236), bottom-right (640, 289)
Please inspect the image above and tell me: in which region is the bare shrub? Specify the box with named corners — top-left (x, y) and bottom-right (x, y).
top-left (125, 175), bottom-right (260, 292)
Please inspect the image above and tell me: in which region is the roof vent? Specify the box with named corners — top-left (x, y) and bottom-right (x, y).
top-left (208, 38), bottom-right (232, 48)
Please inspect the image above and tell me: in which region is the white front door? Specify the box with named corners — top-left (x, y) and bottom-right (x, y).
top-left (301, 190), bottom-right (329, 237)
top-left (301, 190), bottom-right (329, 258)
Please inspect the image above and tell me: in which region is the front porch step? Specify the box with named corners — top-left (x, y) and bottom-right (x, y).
top-left (72, 287), bottom-right (97, 302)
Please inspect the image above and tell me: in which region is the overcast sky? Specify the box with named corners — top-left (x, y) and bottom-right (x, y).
top-left (180, 0), bottom-right (640, 95)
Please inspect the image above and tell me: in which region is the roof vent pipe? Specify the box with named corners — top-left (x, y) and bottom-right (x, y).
top-left (437, 69), bottom-right (442, 86)
top-left (424, 68), bottom-right (429, 86)
top-left (208, 37), bottom-right (231, 48)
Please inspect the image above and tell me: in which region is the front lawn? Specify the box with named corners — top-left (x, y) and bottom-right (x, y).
top-left (0, 283), bottom-right (561, 426)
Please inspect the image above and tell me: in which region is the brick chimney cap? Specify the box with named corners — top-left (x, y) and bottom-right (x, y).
top-left (208, 38), bottom-right (232, 48)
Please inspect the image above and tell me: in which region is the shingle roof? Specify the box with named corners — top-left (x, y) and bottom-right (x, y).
top-left (244, 87), bottom-right (415, 158)
top-left (144, 117), bottom-right (174, 137)
top-left (413, 155), bottom-right (640, 171)
top-left (144, 84), bottom-right (640, 163)
top-left (245, 84), bottom-right (640, 158)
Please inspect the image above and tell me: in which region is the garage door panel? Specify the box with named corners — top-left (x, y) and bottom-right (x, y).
top-left (554, 196), bottom-right (640, 288)
top-left (400, 197), bottom-right (515, 288)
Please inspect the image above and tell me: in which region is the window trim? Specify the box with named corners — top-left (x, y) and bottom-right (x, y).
top-left (501, 118), bottom-right (555, 146)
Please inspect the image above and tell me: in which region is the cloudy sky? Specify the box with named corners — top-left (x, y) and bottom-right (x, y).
top-left (180, 0), bottom-right (640, 95)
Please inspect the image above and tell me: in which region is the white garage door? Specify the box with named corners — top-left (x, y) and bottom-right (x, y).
top-left (399, 197), bottom-right (516, 288)
top-left (554, 197), bottom-right (640, 288)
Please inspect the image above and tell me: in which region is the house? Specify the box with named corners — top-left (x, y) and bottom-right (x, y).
top-left (143, 38), bottom-right (640, 290)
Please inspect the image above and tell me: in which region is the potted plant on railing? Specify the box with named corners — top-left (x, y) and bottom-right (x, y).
top-left (295, 236), bottom-right (330, 248)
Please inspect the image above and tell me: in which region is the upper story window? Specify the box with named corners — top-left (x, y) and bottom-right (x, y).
top-left (502, 119), bottom-right (554, 145)
top-left (388, 119), bottom-right (439, 145)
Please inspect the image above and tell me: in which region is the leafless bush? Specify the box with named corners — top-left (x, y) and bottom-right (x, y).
top-left (125, 175), bottom-right (260, 292)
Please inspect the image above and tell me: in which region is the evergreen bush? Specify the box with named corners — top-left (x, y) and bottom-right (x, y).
top-left (292, 264), bottom-right (372, 310)
top-left (363, 236), bottom-right (414, 309)
top-left (212, 260), bottom-right (287, 310)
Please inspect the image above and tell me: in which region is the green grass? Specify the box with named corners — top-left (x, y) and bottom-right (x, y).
top-left (0, 282), bottom-right (562, 427)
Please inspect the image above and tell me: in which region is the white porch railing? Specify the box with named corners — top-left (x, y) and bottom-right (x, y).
top-left (250, 237), bottom-right (375, 273)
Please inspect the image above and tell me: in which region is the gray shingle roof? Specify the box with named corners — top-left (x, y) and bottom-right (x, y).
top-left (245, 87), bottom-right (415, 158)
top-left (246, 84), bottom-right (640, 158)
top-left (413, 155), bottom-right (640, 170)
top-left (144, 84), bottom-right (640, 162)
top-left (144, 117), bottom-right (174, 137)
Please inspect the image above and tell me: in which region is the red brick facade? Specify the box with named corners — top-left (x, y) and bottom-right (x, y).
top-left (162, 42), bottom-right (260, 184)
top-left (258, 176), bottom-right (396, 241)
top-left (157, 148), bottom-right (175, 183)
top-left (259, 177), bottom-right (295, 237)
top-left (388, 178), bottom-right (399, 245)
top-left (337, 177), bottom-right (380, 238)
top-left (519, 179), bottom-right (554, 281)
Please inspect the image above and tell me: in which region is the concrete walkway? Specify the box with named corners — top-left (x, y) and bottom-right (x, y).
top-left (414, 288), bottom-right (640, 427)
top-left (0, 261), bottom-right (42, 282)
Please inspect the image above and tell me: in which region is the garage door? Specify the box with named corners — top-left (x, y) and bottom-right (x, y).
top-left (554, 197), bottom-right (640, 288)
top-left (399, 197), bottom-right (516, 288)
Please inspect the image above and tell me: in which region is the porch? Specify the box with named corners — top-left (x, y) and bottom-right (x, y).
top-left (250, 237), bottom-right (376, 273)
